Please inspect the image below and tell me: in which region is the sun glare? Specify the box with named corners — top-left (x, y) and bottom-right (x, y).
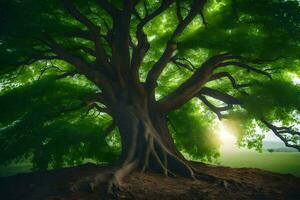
top-left (218, 122), bottom-right (236, 143)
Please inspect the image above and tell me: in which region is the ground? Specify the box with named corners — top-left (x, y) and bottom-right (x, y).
top-left (0, 162), bottom-right (299, 200)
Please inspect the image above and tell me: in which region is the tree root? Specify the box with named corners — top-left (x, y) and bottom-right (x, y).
top-left (70, 171), bottom-right (122, 199)
top-left (69, 133), bottom-right (249, 197)
top-left (70, 161), bottom-right (138, 199)
top-left (69, 163), bottom-right (249, 200)
top-left (194, 169), bottom-right (253, 192)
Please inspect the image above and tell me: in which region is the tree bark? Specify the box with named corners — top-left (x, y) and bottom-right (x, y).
top-left (111, 94), bottom-right (194, 179)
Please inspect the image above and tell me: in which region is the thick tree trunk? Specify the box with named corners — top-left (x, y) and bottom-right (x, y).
top-left (112, 97), bottom-right (194, 180)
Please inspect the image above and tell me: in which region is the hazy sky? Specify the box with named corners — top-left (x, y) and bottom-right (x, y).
top-left (218, 122), bottom-right (284, 153)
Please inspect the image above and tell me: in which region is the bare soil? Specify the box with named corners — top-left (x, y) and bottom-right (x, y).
top-left (0, 162), bottom-right (299, 200)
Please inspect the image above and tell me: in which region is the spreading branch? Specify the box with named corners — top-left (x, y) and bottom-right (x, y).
top-left (198, 95), bottom-right (233, 119)
top-left (45, 38), bottom-right (116, 103)
top-left (62, 0), bottom-right (111, 74)
top-left (217, 61), bottom-right (272, 79)
top-left (62, 0), bottom-right (100, 32)
top-left (200, 87), bottom-right (242, 105)
top-left (80, 46), bottom-right (97, 57)
top-left (38, 65), bottom-right (68, 80)
top-left (16, 55), bottom-right (58, 68)
top-left (143, 0), bottom-right (149, 16)
top-left (209, 72), bottom-right (251, 89)
top-left (197, 89), bottom-right (300, 151)
top-left (96, 0), bottom-right (119, 17)
top-left (261, 118), bottom-right (300, 151)
top-left (54, 71), bottom-right (78, 79)
top-left (174, 57), bottom-right (196, 70)
top-left (131, 0), bottom-right (174, 87)
top-left (157, 53), bottom-right (238, 112)
top-left (86, 102), bottom-right (110, 114)
top-left (157, 51), bottom-right (272, 112)
top-left (197, 88), bottom-right (300, 151)
top-left (145, 0), bottom-right (207, 93)
top-left (64, 29), bottom-right (94, 41)
top-left (175, 0), bottom-right (183, 22)
top-left (171, 56), bottom-right (195, 72)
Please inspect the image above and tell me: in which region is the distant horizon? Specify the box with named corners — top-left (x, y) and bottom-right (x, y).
top-left (219, 131), bottom-right (291, 153)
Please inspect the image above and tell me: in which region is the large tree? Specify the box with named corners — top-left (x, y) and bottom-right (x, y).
top-left (1, 0), bottom-right (300, 194)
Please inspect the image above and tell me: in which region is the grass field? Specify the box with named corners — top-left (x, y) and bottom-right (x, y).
top-left (0, 152), bottom-right (300, 177)
top-left (212, 151), bottom-right (300, 177)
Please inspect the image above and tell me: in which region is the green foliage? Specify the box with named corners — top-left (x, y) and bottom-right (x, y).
top-left (169, 100), bottom-right (220, 161)
top-left (179, 0), bottom-right (300, 61)
top-left (224, 114), bottom-right (265, 151)
top-left (267, 149), bottom-right (274, 153)
top-left (243, 80), bottom-right (300, 120)
top-left (0, 74), bottom-right (120, 170)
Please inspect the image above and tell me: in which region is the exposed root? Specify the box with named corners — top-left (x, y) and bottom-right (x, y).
top-left (193, 168), bottom-right (251, 192)
top-left (70, 162), bottom-right (138, 198)
top-left (70, 160), bottom-right (249, 199)
top-left (70, 172), bottom-right (120, 195)
top-left (138, 132), bottom-right (196, 179)
top-left (70, 172), bottom-right (123, 200)
top-left (69, 127), bottom-right (249, 197)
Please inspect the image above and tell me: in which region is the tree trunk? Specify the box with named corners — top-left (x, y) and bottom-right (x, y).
top-left (112, 96), bottom-right (195, 180)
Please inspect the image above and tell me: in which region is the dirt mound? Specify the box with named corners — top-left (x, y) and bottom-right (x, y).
top-left (0, 163), bottom-right (299, 200)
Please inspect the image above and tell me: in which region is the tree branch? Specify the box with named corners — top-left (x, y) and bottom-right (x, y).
top-left (197, 87), bottom-right (242, 119)
top-left (145, 0), bottom-right (207, 93)
top-left (143, 0), bottom-right (149, 16)
top-left (175, 0), bottom-right (183, 22)
top-left (38, 65), bottom-right (68, 80)
top-left (86, 102), bottom-right (110, 114)
top-left (62, 0), bottom-right (99, 31)
top-left (54, 71), bottom-right (78, 79)
top-left (198, 95), bottom-right (233, 119)
top-left (80, 46), bottom-right (97, 57)
top-left (157, 53), bottom-right (238, 112)
top-left (199, 88), bottom-right (300, 151)
top-left (131, 0), bottom-right (174, 88)
top-left (198, 89), bottom-right (300, 151)
top-left (131, 31), bottom-right (150, 88)
top-left (171, 56), bottom-right (195, 72)
top-left (57, 103), bottom-right (87, 115)
top-left (46, 38), bottom-right (115, 103)
top-left (96, 0), bottom-right (119, 17)
top-left (209, 72), bottom-right (251, 89)
top-left (217, 61), bottom-right (272, 79)
top-left (200, 87), bottom-right (242, 105)
top-left (64, 29), bottom-right (94, 41)
top-left (261, 118), bottom-right (300, 151)
top-left (62, 0), bottom-right (112, 74)
top-left (16, 55), bottom-right (58, 67)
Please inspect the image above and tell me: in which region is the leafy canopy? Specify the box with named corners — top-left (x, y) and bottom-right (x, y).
top-left (1, 0), bottom-right (300, 170)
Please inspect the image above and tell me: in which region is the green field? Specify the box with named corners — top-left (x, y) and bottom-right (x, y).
top-left (212, 151), bottom-right (300, 177)
top-left (1, 152), bottom-right (300, 177)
